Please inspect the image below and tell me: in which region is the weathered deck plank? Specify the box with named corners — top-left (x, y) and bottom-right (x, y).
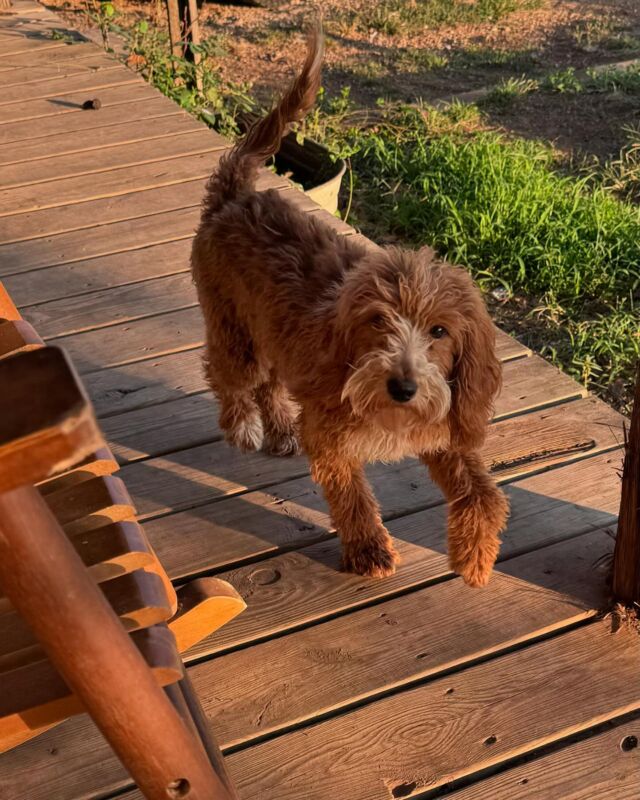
top-left (0, 4), bottom-right (634, 800)
top-left (0, 117), bottom-right (211, 178)
top-left (0, 95), bottom-right (182, 145)
top-left (161, 448), bottom-right (623, 661)
top-left (187, 531), bottom-right (614, 748)
top-left (0, 151), bottom-right (224, 216)
top-left (0, 66), bottom-right (141, 106)
top-left (3, 241), bottom-right (194, 305)
top-left (223, 623), bottom-right (640, 800)
top-left (0, 131), bottom-right (226, 192)
top-left (0, 55), bottom-right (120, 87)
top-left (2, 595), bottom-right (634, 800)
top-left (437, 723), bottom-right (640, 800)
top-left (0, 80), bottom-right (153, 125)
top-left (0, 42), bottom-right (108, 71)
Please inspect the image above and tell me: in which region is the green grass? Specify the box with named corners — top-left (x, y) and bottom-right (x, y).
top-left (587, 64), bottom-right (640, 94)
top-left (332, 0), bottom-right (543, 37)
top-left (481, 76), bottom-right (540, 108)
top-left (541, 65), bottom-right (640, 95)
top-left (452, 47), bottom-right (536, 70)
top-left (392, 49), bottom-right (449, 73)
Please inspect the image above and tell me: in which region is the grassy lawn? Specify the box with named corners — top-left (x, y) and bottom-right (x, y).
top-left (56, 0), bottom-right (640, 413)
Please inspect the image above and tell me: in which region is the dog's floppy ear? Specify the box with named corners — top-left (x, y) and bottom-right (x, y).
top-left (449, 294), bottom-right (502, 451)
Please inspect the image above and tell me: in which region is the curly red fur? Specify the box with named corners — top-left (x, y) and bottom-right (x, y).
top-left (191, 23), bottom-right (509, 586)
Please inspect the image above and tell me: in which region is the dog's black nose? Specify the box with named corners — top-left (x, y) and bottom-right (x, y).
top-left (387, 377), bottom-right (417, 403)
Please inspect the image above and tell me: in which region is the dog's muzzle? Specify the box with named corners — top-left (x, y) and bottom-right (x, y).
top-left (387, 377), bottom-right (417, 403)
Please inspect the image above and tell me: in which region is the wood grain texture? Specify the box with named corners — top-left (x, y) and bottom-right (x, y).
top-left (0, 80), bottom-right (154, 126)
top-left (222, 623), bottom-right (640, 800)
top-left (0, 57), bottom-right (122, 89)
top-left (26, 272), bottom-right (196, 338)
top-left (0, 111), bottom-right (204, 165)
top-left (0, 38), bottom-right (82, 58)
top-left (166, 448), bottom-right (624, 661)
top-left (116, 721), bottom-right (640, 800)
top-left (0, 95), bottom-right (182, 145)
top-left (442, 722), bottom-right (640, 800)
top-left (0, 68), bottom-right (139, 108)
top-left (3, 240), bottom-right (193, 306)
top-left (0, 206), bottom-right (199, 272)
top-left (3, 612), bottom-right (635, 799)
top-left (188, 530), bottom-right (614, 748)
top-left (0, 168), bottom-right (287, 248)
top-left (0, 42), bottom-right (106, 72)
top-left (0, 151), bottom-right (224, 217)
top-left (0, 128), bottom-right (223, 189)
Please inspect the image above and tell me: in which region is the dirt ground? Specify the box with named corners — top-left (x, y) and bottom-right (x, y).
top-left (47, 0), bottom-right (640, 162)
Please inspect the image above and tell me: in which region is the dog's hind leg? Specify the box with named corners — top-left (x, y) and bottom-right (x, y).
top-left (254, 371), bottom-right (300, 457)
top-left (202, 304), bottom-right (265, 452)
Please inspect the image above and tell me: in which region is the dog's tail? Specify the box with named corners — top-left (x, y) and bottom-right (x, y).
top-left (201, 23), bottom-right (324, 217)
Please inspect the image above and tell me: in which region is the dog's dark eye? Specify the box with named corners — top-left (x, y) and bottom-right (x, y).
top-left (430, 325), bottom-right (448, 339)
top-left (370, 314), bottom-right (385, 329)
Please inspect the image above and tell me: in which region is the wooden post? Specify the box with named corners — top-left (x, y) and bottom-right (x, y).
top-left (165, 0), bottom-right (201, 67)
top-left (0, 484), bottom-right (233, 800)
top-left (613, 362), bottom-right (640, 606)
top-left (165, 0), bottom-right (183, 58)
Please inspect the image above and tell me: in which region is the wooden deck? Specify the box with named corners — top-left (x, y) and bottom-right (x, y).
top-left (1, 2), bottom-right (639, 798)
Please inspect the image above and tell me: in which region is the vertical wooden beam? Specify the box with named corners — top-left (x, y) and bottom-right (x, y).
top-left (613, 362), bottom-right (640, 606)
top-left (165, 0), bottom-right (183, 58)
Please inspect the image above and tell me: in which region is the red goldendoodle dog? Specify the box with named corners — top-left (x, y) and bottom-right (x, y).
top-left (191, 25), bottom-right (509, 586)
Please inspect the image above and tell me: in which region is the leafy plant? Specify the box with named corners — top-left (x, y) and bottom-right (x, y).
top-left (543, 67), bottom-right (583, 94)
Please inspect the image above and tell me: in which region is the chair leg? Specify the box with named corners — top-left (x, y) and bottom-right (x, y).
top-left (179, 671), bottom-right (240, 800)
top-left (0, 485), bottom-right (233, 800)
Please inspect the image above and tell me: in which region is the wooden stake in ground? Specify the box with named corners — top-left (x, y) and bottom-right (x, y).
top-left (613, 362), bottom-right (640, 606)
top-left (165, 0), bottom-right (202, 89)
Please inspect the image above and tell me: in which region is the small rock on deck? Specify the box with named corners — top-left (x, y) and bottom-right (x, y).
top-left (0, 2), bottom-right (638, 798)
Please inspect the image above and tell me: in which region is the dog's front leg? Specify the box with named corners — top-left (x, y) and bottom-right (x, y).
top-left (311, 455), bottom-right (399, 578)
top-left (421, 450), bottom-right (509, 587)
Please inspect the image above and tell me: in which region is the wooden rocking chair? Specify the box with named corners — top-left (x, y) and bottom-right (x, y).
top-left (0, 282), bottom-right (244, 799)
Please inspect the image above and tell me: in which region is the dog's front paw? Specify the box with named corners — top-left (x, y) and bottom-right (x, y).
top-left (449, 534), bottom-right (500, 588)
top-left (448, 488), bottom-right (509, 587)
top-left (263, 431), bottom-right (301, 457)
top-left (341, 534), bottom-right (400, 579)
top-left (225, 415), bottom-right (264, 452)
